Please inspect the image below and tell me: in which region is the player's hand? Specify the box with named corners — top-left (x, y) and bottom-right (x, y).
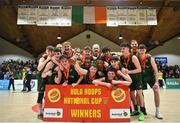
top-left (117, 70), bottom-right (123, 76)
top-left (46, 71), bottom-right (52, 76)
top-left (51, 56), bottom-right (56, 62)
top-left (62, 81), bottom-right (68, 86)
top-left (72, 83), bottom-right (79, 87)
top-left (42, 54), bottom-right (47, 58)
top-left (153, 82), bottom-right (159, 89)
top-left (112, 80), bottom-right (117, 85)
top-left (124, 69), bottom-right (129, 74)
top-left (46, 56), bottom-right (51, 61)
top-left (106, 83), bottom-right (113, 89)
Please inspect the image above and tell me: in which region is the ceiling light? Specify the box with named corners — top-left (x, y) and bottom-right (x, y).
top-left (57, 34), bottom-right (61, 40)
top-left (118, 34), bottom-right (123, 40)
top-left (178, 35), bottom-right (180, 40)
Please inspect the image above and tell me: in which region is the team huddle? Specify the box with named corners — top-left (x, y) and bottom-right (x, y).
top-left (36, 40), bottom-right (163, 121)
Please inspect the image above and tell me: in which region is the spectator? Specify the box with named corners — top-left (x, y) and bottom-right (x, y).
top-left (8, 69), bottom-right (15, 91)
top-left (0, 70), bottom-right (4, 79)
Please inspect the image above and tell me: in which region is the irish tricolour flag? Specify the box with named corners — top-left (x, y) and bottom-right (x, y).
top-left (72, 6), bottom-right (107, 24)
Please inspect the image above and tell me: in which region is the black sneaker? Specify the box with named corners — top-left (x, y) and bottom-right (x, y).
top-left (130, 110), bottom-right (140, 116)
top-left (144, 107), bottom-right (147, 115)
top-left (144, 111), bottom-right (147, 115)
top-left (37, 113), bottom-right (43, 120)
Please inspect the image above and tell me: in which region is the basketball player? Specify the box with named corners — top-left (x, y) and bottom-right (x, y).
top-left (120, 43), bottom-right (145, 121)
top-left (138, 44), bottom-right (163, 119)
top-left (36, 45), bottom-right (54, 119)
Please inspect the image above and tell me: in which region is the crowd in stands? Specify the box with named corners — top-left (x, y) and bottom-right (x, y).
top-left (0, 59), bottom-right (38, 80)
top-left (0, 60), bottom-right (179, 81)
top-left (156, 61), bottom-right (180, 80)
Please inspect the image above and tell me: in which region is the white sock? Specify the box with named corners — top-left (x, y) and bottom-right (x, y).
top-left (156, 107), bottom-right (160, 115)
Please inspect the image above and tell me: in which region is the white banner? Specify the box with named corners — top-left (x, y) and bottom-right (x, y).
top-left (106, 6), bottom-right (118, 27)
top-left (147, 9), bottom-right (157, 25)
top-left (14, 79), bottom-right (37, 92)
top-left (117, 7), bottom-right (127, 25)
top-left (59, 6), bottom-right (72, 26)
top-left (17, 5), bottom-right (29, 25)
top-left (37, 6), bottom-right (49, 26)
top-left (27, 5), bottom-right (38, 25)
top-left (127, 8), bottom-right (137, 25)
top-left (137, 9), bottom-right (147, 25)
top-left (48, 6), bottom-right (61, 26)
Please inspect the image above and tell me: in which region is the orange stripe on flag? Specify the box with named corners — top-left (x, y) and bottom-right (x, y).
top-left (95, 7), bottom-right (106, 24)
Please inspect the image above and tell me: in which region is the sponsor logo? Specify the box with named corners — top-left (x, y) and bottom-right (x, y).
top-left (111, 88), bottom-right (126, 103)
top-left (44, 108), bottom-right (63, 118)
top-left (166, 82), bottom-right (179, 86)
top-left (48, 88), bottom-right (61, 103)
top-left (110, 109), bottom-right (130, 119)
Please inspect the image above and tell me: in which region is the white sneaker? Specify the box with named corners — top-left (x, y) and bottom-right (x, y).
top-left (155, 113), bottom-right (163, 119)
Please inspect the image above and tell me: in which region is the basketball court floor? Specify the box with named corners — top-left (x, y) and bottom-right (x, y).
top-left (0, 88), bottom-right (179, 122)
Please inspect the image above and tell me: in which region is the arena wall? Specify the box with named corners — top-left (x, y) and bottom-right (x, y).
top-left (0, 37), bottom-right (34, 64)
top-left (150, 36), bottom-right (180, 65)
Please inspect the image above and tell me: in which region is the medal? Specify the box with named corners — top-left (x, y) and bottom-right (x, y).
top-left (140, 54), bottom-right (147, 72)
top-left (124, 54), bottom-right (130, 68)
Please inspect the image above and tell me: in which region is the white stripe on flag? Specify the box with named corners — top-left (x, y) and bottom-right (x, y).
top-left (83, 6), bottom-right (95, 24)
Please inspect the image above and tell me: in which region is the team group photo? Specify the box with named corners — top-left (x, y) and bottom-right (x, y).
top-left (0, 0), bottom-right (180, 122)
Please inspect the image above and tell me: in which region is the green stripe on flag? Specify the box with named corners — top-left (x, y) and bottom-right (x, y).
top-left (72, 6), bottom-right (83, 24)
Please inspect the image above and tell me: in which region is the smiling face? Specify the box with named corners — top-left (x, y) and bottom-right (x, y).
top-left (107, 71), bottom-right (116, 81)
top-left (84, 58), bottom-right (91, 68)
top-left (54, 52), bottom-right (61, 60)
top-left (64, 44), bottom-right (71, 53)
top-left (92, 44), bottom-right (100, 56)
top-left (131, 40), bottom-right (138, 50)
top-left (89, 66), bottom-right (97, 75)
top-left (120, 47), bottom-right (129, 56)
top-left (111, 60), bottom-right (119, 68)
top-left (60, 58), bottom-right (69, 69)
top-left (139, 48), bottom-right (146, 56)
top-left (96, 59), bottom-right (104, 68)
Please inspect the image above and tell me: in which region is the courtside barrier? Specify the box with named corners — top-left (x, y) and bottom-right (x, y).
top-left (0, 80), bottom-right (9, 90)
top-left (165, 78), bottom-right (180, 89)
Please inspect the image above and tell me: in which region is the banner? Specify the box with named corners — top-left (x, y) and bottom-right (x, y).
top-left (44, 85), bottom-right (130, 122)
top-left (17, 5), bottom-right (29, 25)
top-left (37, 6), bottom-right (49, 26)
top-left (17, 6), bottom-right (157, 26)
top-left (147, 9), bottom-right (157, 25)
top-left (28, 5), bottom-right (38, 25)
top-left (127, 8), bottom-right (137, 25)
top-left (48, 6), bottom-right (61, 26)
top-left (165, 79), bottom-right (180, 89)
top-left (155, 57), bottom-right (168, 64)
top-left (117, 7), bottom-right (127, 25)
top-left (59, 6), bottom-right (72, 26)
top-left (0, 80), bottom-right (9, 90)
top-left (137, 9), bottom-right (147, 25)
top-left (106, 6), bottom-right (118, 27)
top-left (14, 79), bottom-right (38, 92)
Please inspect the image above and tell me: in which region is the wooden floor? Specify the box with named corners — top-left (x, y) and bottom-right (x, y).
top-left (0, 88), bottom-right (179, 122)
